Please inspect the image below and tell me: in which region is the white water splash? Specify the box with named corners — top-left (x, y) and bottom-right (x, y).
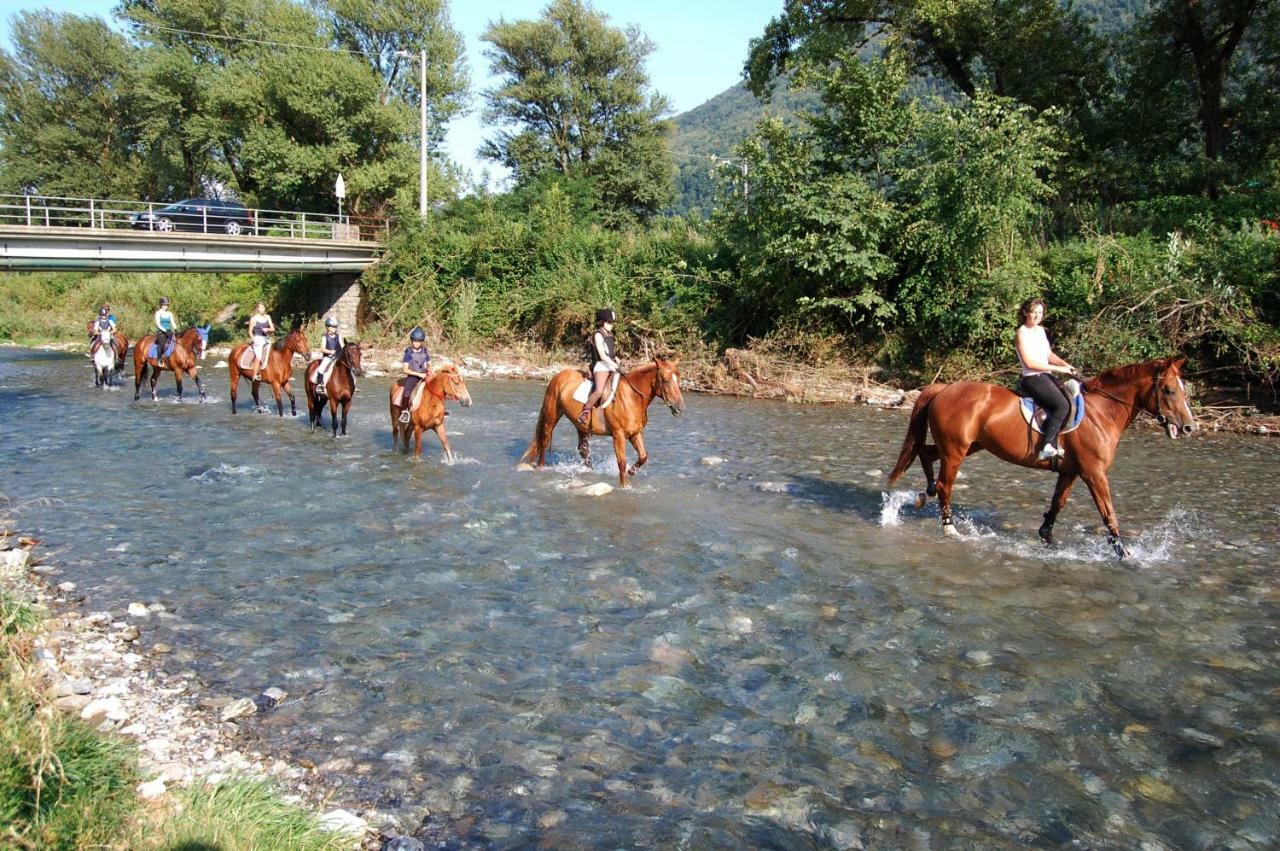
top-left (879, 490), bottom-right (921, 527)
top-left (188, 464), bottom-right (258, 482)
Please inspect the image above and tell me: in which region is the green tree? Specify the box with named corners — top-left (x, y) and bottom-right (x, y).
top-left (0, 12), bottom-right (144, 198)
top-left (480, 0), bottom-right (674, 223)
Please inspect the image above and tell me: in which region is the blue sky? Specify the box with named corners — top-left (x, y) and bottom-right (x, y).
top-left (1, 1), bottom-right (781, 184)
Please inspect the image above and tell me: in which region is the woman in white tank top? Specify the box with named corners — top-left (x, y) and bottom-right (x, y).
top-left (1014, 298), bottom-right (1076, 460)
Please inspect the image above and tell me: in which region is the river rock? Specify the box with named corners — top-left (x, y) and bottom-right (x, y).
top-left (57, 581), bottom-right (76, 592)
top-left (0, 547), bottom-right (30, 575)
top-left (516, 462), bottom-right (536, 472)
top-left (700, 456), bottom-right (726, 466)
top-left (1178, 727), bottom-right (1226, 749)
top-left (81, 697), bottom-right (128, 725)
top-left (319, 808), bottom-right (368, 836)
top-left (255, 687), bottom-right (288, 710)
top-left (382, 838), bottom-right (425, 851)
top-left (55, 677), bottom-right (93, 697)
top-left (538, 809), bottom-right (568, 829)
top-left (127, 602), bottom-right (149, 618)
top-left (54, 694), bottom-right (92, 713)
top-left (137, 779), bottom-right (167, 799)
top-left (117, 625), bottom-right (140, 642)
top-left (220, 698), bottom-right (258, 722)
top-left (576, 482), bottom-right (613, 497)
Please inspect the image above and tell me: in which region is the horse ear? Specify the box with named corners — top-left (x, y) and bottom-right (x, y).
top-left (669, 357), bottom-right (680, 369)
top-left (1170, 355), bottom-right (1187, 371)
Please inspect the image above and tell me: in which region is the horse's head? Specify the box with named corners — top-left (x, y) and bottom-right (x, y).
top-left (193, 325), bottom-right (210, 360)
top-left (98, 326), bottom-right (114, 345)
top-left (1150, 356), bottom-right (1197, 439)
top-left (284, 326), bottom-right (311, 360)
top-left (343, 342), bottom-right (364, 377)
top-left (654, 357), bottom-right (685, 416)
top-left (435, 364), bottom-right (472, 407)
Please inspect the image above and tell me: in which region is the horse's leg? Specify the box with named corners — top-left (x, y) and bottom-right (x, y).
top-left (173, 368), bottom-right (183, 401)
top-left (626, 432), bottom-right (648, 478)
top-left (251, 379), bottom-right (263, 412)
top-left (191, 368), bottom-right (205, 401)
top-left (270, 380), bottom-right (284, 417)
top-left (612, 431), bottom-right (630, 487)
top-left (435, 424), bottom-right (453, 462)
top-left (413, 425), bottom-right (424, 459)
top-left (285, 380), bottom-right (297, 417)
top-left (914, 444), bottom-right (940, 509)
top-left (1080, 470), bottom-right (1127, 558)
top-left (1038, 472), bottom-right (1078, 546)
top-left (229, 364), bottom-right (240, 413)
top-left (134, 361), bottom-right (145, 401)
top-left (149, 367), bottom-right (159, 401)
top-left (934, 450), bottom-right (964, 536)
top-left (337, 398), bottom-right (348, 437)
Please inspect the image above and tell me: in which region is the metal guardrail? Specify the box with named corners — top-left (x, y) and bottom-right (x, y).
top-left (0, 194), bottom-right (392, 242)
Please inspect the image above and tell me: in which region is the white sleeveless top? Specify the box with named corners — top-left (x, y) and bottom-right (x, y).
top-left (1016, 325), bottom-right (1050, 376)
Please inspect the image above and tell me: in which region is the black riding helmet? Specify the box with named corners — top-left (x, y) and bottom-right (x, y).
top-left (409, 327), bottom-right (426, 342)
top-left (159, 297), bottom-right (170, 306)
top-left (595, 308), bottom-right (616, 324)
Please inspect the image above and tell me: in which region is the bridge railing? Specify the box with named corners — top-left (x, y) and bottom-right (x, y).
top-left (0, 194), bottom-right (392, 242)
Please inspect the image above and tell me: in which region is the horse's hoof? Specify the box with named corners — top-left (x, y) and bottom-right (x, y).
top-left (914, 492), bottom-right (929, 510)
top-left (942, 523), bottom-right (960, 538)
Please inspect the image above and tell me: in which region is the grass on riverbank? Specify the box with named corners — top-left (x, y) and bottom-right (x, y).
top-left (0, 588), bottom-right (351, 851)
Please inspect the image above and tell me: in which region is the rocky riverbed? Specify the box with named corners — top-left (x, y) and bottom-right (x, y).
top-left (0, 532), bottom-right (429, 851)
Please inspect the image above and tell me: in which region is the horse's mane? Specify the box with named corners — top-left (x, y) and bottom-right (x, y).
top-left (1085, 359), bottom-right (1165, 392)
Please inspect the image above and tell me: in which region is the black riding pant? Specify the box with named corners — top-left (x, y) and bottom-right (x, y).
top-left (1018, 373), bottom-right (1070, 446)
top-left (402, 374), bottom-right (422, 406)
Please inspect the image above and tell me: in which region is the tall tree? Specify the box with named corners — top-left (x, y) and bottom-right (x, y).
top-left (0, 12), bottom-right (144, 198)
top-left (480, 0), bottom-right (674, 223)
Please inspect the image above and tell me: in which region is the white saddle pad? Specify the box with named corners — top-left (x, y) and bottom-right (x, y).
top-left (1019, 378), bottom-right (1086, 435)
top-left (572, 372), bottom-right (620, 409)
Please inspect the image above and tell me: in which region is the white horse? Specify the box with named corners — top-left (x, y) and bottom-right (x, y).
top-left (93, 326), bottom-right (116, 388)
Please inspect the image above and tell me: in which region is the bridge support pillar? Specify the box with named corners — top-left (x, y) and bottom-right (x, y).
top-left (314, 273), bottom-right (363, 331)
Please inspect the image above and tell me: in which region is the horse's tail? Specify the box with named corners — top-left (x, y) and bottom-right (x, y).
top-left (887, 384), bottom-right (945, 485)
top-left (519, 378), bottom-right (562, 465)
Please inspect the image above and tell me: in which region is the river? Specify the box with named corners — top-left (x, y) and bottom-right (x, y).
top-left (0, 348), bottom-right (1276, 848)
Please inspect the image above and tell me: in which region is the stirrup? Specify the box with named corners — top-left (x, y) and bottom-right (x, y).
top-left (398, 409), bottom-right (411, 424)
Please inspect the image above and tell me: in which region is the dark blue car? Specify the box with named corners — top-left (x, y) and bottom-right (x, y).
top-left (130, 198), bottom-right (255, 235)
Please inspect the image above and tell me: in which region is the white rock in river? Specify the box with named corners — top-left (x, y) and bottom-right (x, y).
top-left (729, 615), bottom-right (754, 635)
top-left (127, 602), bottom-right (149, 618)
top-left (81, 697), bottom-right (128, 724)
top-left (219, 698), bottom-right (257, 722)
top-left (700, 456), bottom-right (726, 466)
top-left (516, 462), bottom-right (536, 472)
top-left (576, 482), bottom-right (613, 497)
top-left (318, 808), bottom-right (368, 836)
top-left (0, 548), bottom-right (30, 575)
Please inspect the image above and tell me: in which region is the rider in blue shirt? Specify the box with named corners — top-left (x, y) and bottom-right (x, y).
top-left (153, 297), bottom-right (177, 358)
top-left (399, 327), bottom-right (430, 423)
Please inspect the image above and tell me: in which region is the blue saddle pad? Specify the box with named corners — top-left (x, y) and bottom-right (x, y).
top-left (1019, 381), bottom-right (1086, 435)
top-left (147, 338), bottom-right (176, 360)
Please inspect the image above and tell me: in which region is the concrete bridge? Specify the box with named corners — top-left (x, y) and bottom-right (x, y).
top-left (0, 195), bottom-right (388, 328)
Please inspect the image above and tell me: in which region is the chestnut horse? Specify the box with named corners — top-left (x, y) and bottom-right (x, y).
top-left (887, 356), bottom-right (1197, 557)
top-left (133, 325), bottom-right (209, 401)
top-left (519, 359), bottom-right (685, 486)
top-left (305, 341), bottom-right (364, 436)
top-left (228, 324), bottom-right (311, 416)
top-left (389, 364), bottom-right (473, 458)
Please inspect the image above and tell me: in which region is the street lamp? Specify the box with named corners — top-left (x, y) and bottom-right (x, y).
top-left (396, 49), bottom-right (429, 219)
top-left (335, 172), bottom-right (346, 224)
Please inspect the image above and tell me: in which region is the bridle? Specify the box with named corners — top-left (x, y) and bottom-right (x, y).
top-left (622, 366), bottom-right (680, 411)
top-left (1088, 365), bottom-right (1175, 428)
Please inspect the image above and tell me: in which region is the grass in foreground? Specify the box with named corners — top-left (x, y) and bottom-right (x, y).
top-left (0, 588), bottom-right (350, 851)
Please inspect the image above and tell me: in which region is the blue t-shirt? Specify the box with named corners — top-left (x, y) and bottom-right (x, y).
top-left (402, 346), bottom-right (430, 373)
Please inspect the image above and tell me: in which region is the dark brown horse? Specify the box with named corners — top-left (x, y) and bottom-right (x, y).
top-left (228, 323), bottom-right (311, 416)
top-left (520, 359), bottom-right (686, 487)
top-left (389, 364), bottom-right (473, 458)
top-left (887, 356), bottom-right (1197, 557)
top-left (133, 325), bottom-right (209, 401)
top-left (305, 341), bottom-right (364, 436)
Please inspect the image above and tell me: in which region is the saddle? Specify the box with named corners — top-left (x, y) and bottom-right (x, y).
top-left (147, 337), bottom-right (177, 360)
top-left (572, 372), bottom-right (621, 409)
top-left (391, 379), bottom-right (428, 412)
top-left (1018, 378), bottom-right (1086, 435)
top-left (236, 347), bottom-right (265, 371)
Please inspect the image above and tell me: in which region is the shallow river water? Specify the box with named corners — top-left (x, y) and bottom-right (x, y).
top-left (1, 348), bottom-right (1278, 849)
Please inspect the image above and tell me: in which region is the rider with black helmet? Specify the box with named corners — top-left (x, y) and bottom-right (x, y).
top-left (90, 306), bottom-right (116, 354)
top-left (399, 327), bottom-right (430, 423)
top-left (578, 308), bottom-right (620, 425)
top-left (153, 296), bottom-right (177, 359)
top-left (314, 316), bottom-right (344, 397)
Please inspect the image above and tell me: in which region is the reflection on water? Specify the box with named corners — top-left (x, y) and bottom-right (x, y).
top-left (1, 349), bottom-right (1278, 848)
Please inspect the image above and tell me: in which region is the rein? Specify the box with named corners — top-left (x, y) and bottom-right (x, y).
top-left (1085, 368), bottom-right (1170, 427)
